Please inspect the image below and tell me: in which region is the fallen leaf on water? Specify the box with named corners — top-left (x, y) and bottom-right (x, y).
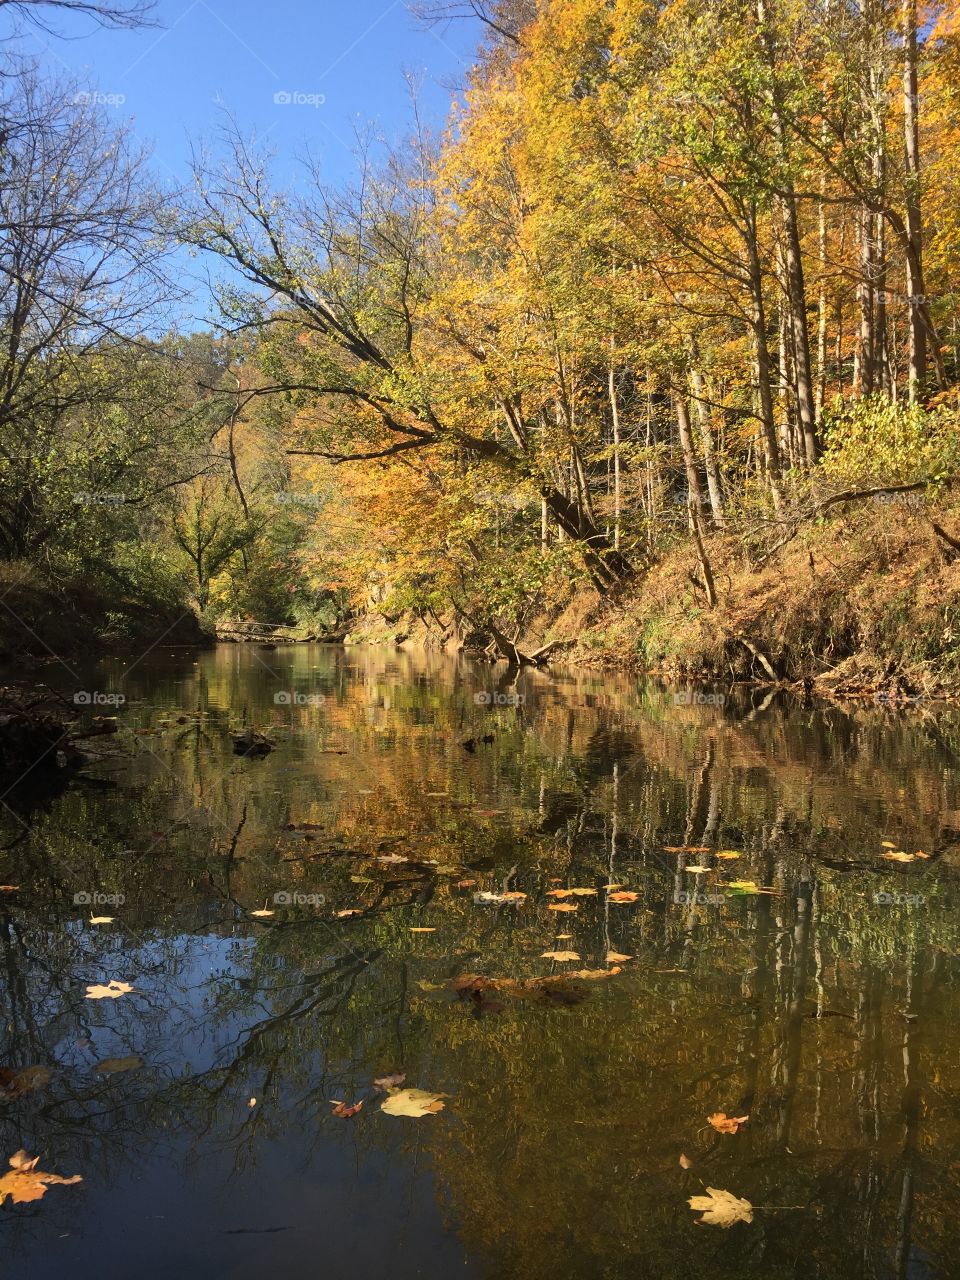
top-left (603, 883), bottom-right (624, 890)
top-left (377, 854), bottom-right (408, 864)
top-left (474, 891), bottom-right (526, 904)
top-left (85, 980), bottom-right (133, 1000)
top-left (546, 888), bottom-right (574, 898)
top-left (708, 1112), bottom-right (749, 1134)
top-left (373, 1072), bottom-right (406, 1090)
top-left (556, 932), bottom-right (573, 940)
top-left (679, 1153), bottom-right (692, 1169)
top-left (410, 927), bottom-right (435, 933)
top-left (608, 891), bottom-right (639, 903)
top-left (381, 1088), bottom-right (447, 1118)
top-left (336, 909), bottom-right (363, 918)
top-left (248, 1098), bottom-right (257, 1108)
top-left (0, 1066), bottom-right (52, 1099)
top-left (716, 851), bottom-right (741, 860)
top-left (454, 878), bottom-right (477, 889)
top-left (881, 840), bottom-right (897, 848)
top-left (95, 1056), bottom-right (144, 1074)
top-left (350, 875), bottom-right (375, 885)
top-left (0, 1151), bottom-right (82, 1206)
top-left (0, 885), bottom-right (19, 892)
top-left (606, 951), bottom-right (632, 963)
top-left (330, 1100), bottom-right (363, 1118)
top-left (569, 887), bottom-right (597, 896)
top-left (547, 902), bottom-right (577, 912)
top-left (569, 967), bottom-right (621, 980)
top-left (685, 865), bottom-right (711, 874)
top-left (541, 950), bottom-right (581, 962)
top-left (689, 1186), bottom-right (753, 1228)
top-left (665, 845), bottom-right (711, 853)
top-left (250, 908), bottom-right (274, 918)
top-left (883, 851), bottom-right (915, 862)
top-left (727, 880), bottom-right (760, 894)
top-left (915, 850), bottom-right (930, 858)
top-left (88, 916), bottom-right (114, 925)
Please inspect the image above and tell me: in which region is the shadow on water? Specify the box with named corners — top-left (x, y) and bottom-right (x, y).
top-left (1, 644), bottom-right (959, 1279)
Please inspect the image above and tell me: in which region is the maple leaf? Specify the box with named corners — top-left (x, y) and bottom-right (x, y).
top-left (688, 1186), bottom-right (753, 1227)
top-left (330, 1100), bottom-right (363, 1118)
top-left (606, 951), bottom-right (632, 963)
top-left (716, 851), bottom-right (741, 860)
top-left (883, 851), bottom-right (915, 862)
top-left (541, 950), bottom-right (580, 961)
top-left (381, 1088), bottom-right (447, 1117)
top-left (685, 865), bottom-right (712, 874)
top-left (607, 891), bottom-right (639, 903)
top-left (0, 1150), bottom-right (82, 1206)
top-left (708, 1112), bottom-right (749, 1134)
top-left (547, 902), bottom-right (577, 912)
top-left (85, 980), bottom-right (133, 1000)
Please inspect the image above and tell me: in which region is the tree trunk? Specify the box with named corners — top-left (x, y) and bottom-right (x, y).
top-left (902, 0), bottom-right (926, 402)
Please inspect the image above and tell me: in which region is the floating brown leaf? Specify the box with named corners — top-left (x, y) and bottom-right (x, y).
top-left (607, 891), bottom-right (639, 903)
top-left (606, 951), bottom-right (632, 963)
top-left (688, 1186), bottom-right (753, 1228)
top-left (0, 1150), bottom-right (82, 1205)
top-left (883, 850), bottom-right (916, 862)
top-left (0, 1065), bottom-right (52, 1099)
top-left (679, 1153), bottom-right (693, 1170)
top-left (373, 1072), bottom-right (406, 1091)
top-left (708, 1112), bottom-right (749, 1134)
top-left (95, 1056), bottom-right (144, 1074)
top-left (547, 902), bottom-right (578, 912)
top-left (336, 908), bottom-right (363, 918)
top-left (330, 1100), bottom-right (363, 1118)
top-left (541, 950), bottom-right (581, 962)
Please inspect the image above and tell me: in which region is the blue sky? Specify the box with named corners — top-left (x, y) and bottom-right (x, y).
top-left (10, 0), bottom-right (481, 325)
top-left (15, 0), bottom-right (479, 187)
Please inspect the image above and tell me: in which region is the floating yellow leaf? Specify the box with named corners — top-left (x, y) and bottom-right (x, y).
top-left (679, 1153), bottom-right (693, 1170)
top-left (84, 980), bottom-right (133, 1000)
top-left (685, 865), bottom-right (711, 874)
top-left (688, 1186), bottom-right (753, 1228)
top-left (381, 1087), bottom-right (448, 1118)
top-left (541, 950), bottom-right (581, 961)
top-left (608, 891), bottom-right (639, 903)
top-left (409, 927), bottom-right (436, 932)
top-left (716, 851), bottom-right (741, 860)
top-left (883, 851), bottom-right (915, 862)
top-left (0, 1150), bottom-right (82, 1205)
top-left (548, 902), bottom-right (578, 912)
top-left (606, 951), bottom-right (632, 963)
top-left (250, 908), bottom-right (274, 918)
top-left (880, 841), bottom-right (897, 849)
top-left (89, 916), bottom-right (114, 925)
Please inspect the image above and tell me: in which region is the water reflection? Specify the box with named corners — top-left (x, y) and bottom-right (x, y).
top-left (1, 645), bottom-right (959, 1279)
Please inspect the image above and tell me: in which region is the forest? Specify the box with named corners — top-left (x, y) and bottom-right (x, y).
top-left (3, 0), bottom-right (960, 681)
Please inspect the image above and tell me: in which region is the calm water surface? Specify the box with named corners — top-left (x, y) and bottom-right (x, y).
top-left (1, 645), bottom-right (959, 1279)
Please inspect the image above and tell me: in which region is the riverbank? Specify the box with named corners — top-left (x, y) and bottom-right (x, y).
top-left (0, 565), bottom-right (212, 663)
top-left (565, 490), bottom-right (960, 698)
